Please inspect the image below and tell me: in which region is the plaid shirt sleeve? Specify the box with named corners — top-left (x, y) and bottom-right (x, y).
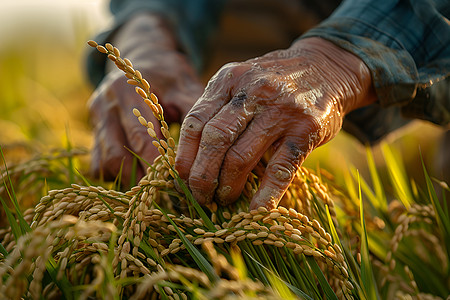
top-left (301, 0), bottom-right (450, 143)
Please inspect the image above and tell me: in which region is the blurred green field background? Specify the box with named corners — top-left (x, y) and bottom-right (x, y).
top-left (0, 0), bottom-right (447, 189)
top-left (0, 0), bottom-right (110, 158)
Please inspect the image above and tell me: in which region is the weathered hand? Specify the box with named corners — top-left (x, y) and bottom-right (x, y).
top-left (176, 37), bottom-right (376, 210)
top-left (88, 13), bottom-right (203, 186)
top-left (89, 71), bottom-right (156, 185)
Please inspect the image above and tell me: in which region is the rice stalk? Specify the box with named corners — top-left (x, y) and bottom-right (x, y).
top-left (0, 41), bottom-right (448, 300)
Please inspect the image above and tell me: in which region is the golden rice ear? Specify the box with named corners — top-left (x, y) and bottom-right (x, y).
top-left (88, 40), bottom-right (178, 173)
top-left (87, 40), bottom-right (98, 47)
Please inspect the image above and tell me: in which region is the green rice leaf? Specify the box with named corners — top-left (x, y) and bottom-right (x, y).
top-left (351, 166), bottom-right (377, 212)
top-left (176, 275), bottom-right (205, 300)
top-left (266, 271), bottom-right (297, 300)
top-left (244, 250), bottom-right (314, 300)
top-left (46, 257), bottom-right (75, 299)
top-left (231, 247), bottom-right (247, 280)
top-left (341, 246), bottom-right (365, 299)
top-left (129, 156), bottom-right (138, 190)
top-left (366, 146), bottom-right (387, 211)
top-left (421, 156), bottom-right (450, 261)
top-left (108, 230), bottom-right (118, 268)
top-left (343, 163), bottom-right (358, 201)
top-left (0, 196), bottom-right (23, 240)
top-left (0, 241), bottom-right (8, 256)
top-left (0, 146), bottom-right (30, 233)
top-left (76, 169), bottom-right (118, 221)
top-left (65, 126), bottom-right (75, 184)
top-left (299, 253), bottom-right (321, 299)
top-left (139, 239), bottom-right (165, 266)
top-left (272, 246), bottom-right (293, 286)
top-left (114, 157), bottom-right (125, 190)
top-left (174, 176), bottom-right (215, 231)
top-left (394, 245), bottom-right (448, 296)
top-left (431, 177), bottom-right (449, 219)
top-left (124, 145), bottom-right (154, 169)
top-left (381, 143), bottom-right (412, 209)
top-left (241, 243), bottom-right (269, 284)
top-left (358, 171), bottom-right (379, 300)
top-left (285, 249), bottom-right (310, 294)
top-left (154, 202), bottom-right (219, 282)
top-left (305, 256), bottom-right (338, 300)
top-left (325, 205), bottom-right (370, 297)
top-left (106, 231), bottom-right (120, 300)
top-left (325, 204), bottom-right (340, 247)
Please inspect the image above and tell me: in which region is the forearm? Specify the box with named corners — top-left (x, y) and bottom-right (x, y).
top-left (106, 12), bottom-right (179, 73)
top-left (299, 0), bottom-right (450, 143)
top-left (301, 0), bottom-right (450, 108)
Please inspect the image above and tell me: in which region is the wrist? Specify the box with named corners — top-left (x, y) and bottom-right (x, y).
top-left (291, 37), bottom-right (377, 114)
top-left (106, 12), bottom-right (180, 72)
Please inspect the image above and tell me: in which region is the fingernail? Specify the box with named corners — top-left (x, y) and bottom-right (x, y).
top-left (250, 187), bottom-right (279, 210)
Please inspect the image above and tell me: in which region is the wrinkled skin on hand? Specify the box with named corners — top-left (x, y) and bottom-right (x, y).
top-left (176, 37), bottom-right (376, 210)
top-left (89, 13), bottom-right (203, 186)
top-left (89, 71), bottom-right (155, 185)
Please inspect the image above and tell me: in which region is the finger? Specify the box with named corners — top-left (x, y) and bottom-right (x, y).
top-left (175, 67), bottom-right (238, 181)
top-left (163, 80), bottom-right (204, 122)
top-left (91, 111), bottom-right (144, 186)
top-left (164, 88), bottom-right (203, 122)
top-left (117, 94), bottom-right (161, 171)
top-left (215, 115), bottom-right (282, 205)
top-left (249, 138), bottom-right (310, 210)
top-left (187, 91), bottom-right (258, 204)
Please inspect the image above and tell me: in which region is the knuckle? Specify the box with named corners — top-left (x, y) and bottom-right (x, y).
top-left (217, 62), bottom-right (242, 77)
top-left (127, 126), bottom-right (150, 152)
top-left (201, 122), bottom-right (229, 146)
top-left (181, 111), bottom-right (204, 134)
top-left (128, 126), bottom-right (147, 140)
top-left (246, 73), bottom-right (284, 98)
top-left (269, 162), bottom-right (296, 186)
top-left (253, 75), bottom-right (271, 87)
top-left (212, 62), bottom-right (250, 85)
top-left (285, 141), bottom-right (304, 162)
top-left (295, 114), bottom-right (322, 135)
top-left (308, 115), bottom-right (322, 131)
top-left (230, 90), bottom-right (247, 107)
top-left (303, 117), bottom-right (323, 146)
top-left (87, 92), bottom-right (104, 112)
